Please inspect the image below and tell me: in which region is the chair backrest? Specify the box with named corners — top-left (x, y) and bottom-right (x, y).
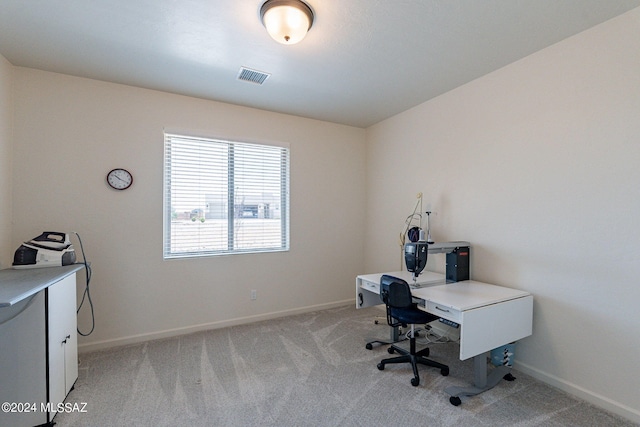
top-left (380, 275), bottom-right (413, 309)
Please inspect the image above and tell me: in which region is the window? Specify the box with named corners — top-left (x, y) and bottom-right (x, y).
top-left (163, 133), bottom-right (290, 259)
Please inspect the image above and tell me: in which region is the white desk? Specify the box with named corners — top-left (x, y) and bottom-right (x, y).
top-left (412, 281), bottom-right (532, 361)
top-left (356, 271), bottom-right (533, 405)
top-left (356, 270), bottom-right (445, 309)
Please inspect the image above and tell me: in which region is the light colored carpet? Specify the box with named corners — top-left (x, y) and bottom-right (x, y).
top-left (55, 305), bottom-right (636, 426)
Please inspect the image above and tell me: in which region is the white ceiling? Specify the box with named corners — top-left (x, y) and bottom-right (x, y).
top-left (1, 0), bottom-right (639, 128)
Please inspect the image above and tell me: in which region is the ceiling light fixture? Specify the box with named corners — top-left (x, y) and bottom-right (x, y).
top-left (260, 0), bottom-right (314, 45)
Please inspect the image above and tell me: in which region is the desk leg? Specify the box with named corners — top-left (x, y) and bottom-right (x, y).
top-left (444, 352), bottom-right (513, 406)
top-left (391, 324), bottom-right (401, 341)
top-left (365, 321), bottom-right (403, 350)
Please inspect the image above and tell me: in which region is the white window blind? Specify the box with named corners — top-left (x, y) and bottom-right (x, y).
top-left (163, 133), bottom-right (290, 259)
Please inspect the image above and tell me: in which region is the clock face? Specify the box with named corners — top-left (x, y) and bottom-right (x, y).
top-left (107, 168), bottom-right (133, 190)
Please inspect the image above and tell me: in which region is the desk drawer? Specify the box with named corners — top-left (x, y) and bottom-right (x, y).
top-left (360, 279), bottom-right (379, 294)
top-left (427, 301), bottom-right (462, 323)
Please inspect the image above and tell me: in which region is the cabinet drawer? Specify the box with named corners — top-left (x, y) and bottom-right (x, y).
top-left (427, 301), bottom-right (462, 323)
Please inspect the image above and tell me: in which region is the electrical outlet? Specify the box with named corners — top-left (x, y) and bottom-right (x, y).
top-left (250, 290), bottom-right (257, 300)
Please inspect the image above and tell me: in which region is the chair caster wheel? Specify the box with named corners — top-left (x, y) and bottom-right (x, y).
top-left (411, 377), bottom-right (420, 386)
top-left (387, 347), bottom-right (395, 354)
top-left (365, 343), bottom-right (373, 350)
top-left (503, 373), bottom-right (516, 381)
top-left (441, 367), bottom-right (449, 376)
top-left (377, 363), bottom-right (384, 370)
top-left (449, 396), bottom-right (461, 406)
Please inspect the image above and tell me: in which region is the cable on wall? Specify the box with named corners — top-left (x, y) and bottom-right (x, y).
top-left (74, 232), bottom-right (95, 336)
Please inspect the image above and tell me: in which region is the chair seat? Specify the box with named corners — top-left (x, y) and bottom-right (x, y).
top-left (390, 305), bottom-right (439, 325)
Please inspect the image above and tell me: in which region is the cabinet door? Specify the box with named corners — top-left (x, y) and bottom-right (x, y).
top-left (0, 291), bottom-right (48, 427)
top-left (47, 274), bottom-right (78, 411)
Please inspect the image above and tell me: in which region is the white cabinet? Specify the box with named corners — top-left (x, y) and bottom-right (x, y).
top-left (0, 266), bottom-right (81, 427)
top-left (47, 274), bottom-right (79, 412)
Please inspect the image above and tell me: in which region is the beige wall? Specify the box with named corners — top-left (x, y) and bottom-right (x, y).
top-left (0, 55), bottom-right (12, 269)
top-left (10, 68), bottom-right (366, 349)
top-left (366, 8), bottom-right (640, 422)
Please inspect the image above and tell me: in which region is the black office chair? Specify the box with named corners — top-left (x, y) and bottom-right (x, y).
top-left (376, 275), bottom-right (449, 386)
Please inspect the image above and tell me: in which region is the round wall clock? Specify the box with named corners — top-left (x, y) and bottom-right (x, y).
top-left (106, 168), bottom-right (133, 190)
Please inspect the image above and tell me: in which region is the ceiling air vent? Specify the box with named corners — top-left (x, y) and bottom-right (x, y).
top-left (237, 67), bottom-right (270, 85)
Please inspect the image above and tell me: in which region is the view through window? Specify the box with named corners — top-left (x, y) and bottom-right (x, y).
top-left (163, 133), bottom-right (290, 258)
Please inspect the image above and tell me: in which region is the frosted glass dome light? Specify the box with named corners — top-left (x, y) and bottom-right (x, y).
top-left (260, 0), bottom-right (314, 45)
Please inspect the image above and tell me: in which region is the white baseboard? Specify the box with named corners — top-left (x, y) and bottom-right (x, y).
top-left (78, 299), bottom-right (353, 354)
top-left (514, 360), bottom-right (640, 424)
